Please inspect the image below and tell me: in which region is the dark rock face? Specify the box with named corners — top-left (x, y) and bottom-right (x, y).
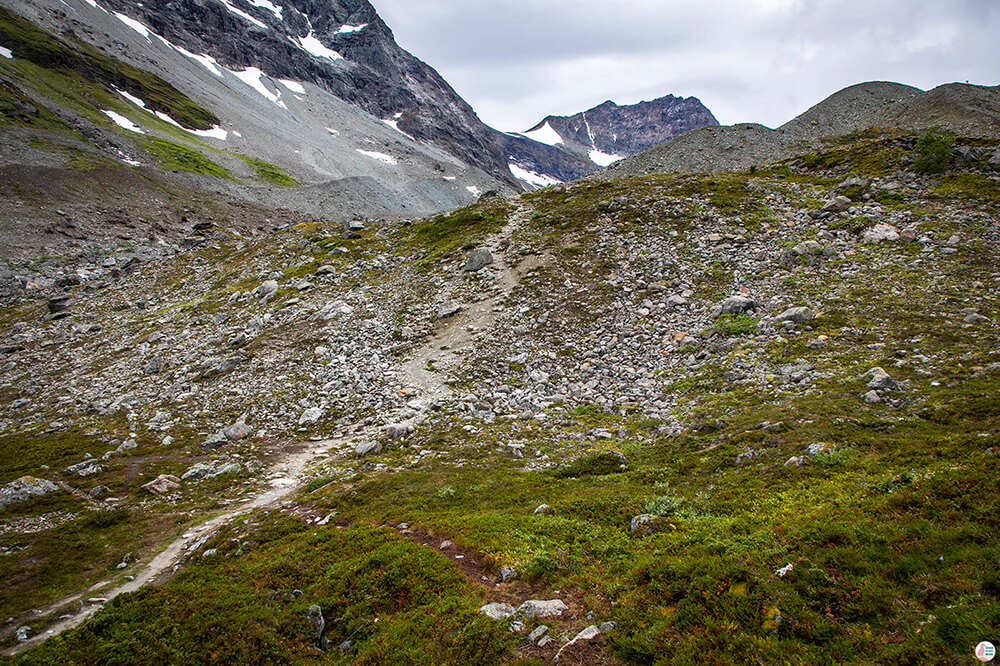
top-left (100, 0), bottom-right (515, 185)
top-left (496, 130), bottom-right (599, 184)
top-left (529, 95), bottom-right (720, 158)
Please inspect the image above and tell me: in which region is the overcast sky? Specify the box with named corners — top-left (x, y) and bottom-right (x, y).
top-left (371, 0), bottom-right (999, 133)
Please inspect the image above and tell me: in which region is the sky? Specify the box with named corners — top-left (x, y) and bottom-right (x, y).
top-left (371, 0), bottom-right (999, 133)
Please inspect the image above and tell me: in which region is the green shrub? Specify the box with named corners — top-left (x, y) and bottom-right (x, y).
top-left (551, 451), bottom-right (627, 478)
top-left (714, 314), bottom-right (760, 336)
top-left (912, 130), bottom-right (954, 174)
top-left (81, 507), bottom-right (130, 529)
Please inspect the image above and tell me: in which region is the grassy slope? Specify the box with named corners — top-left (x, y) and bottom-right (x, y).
top-left (6, 135), bottom-right (1000, 664)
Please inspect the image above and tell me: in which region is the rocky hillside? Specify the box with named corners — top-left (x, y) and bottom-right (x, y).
top-left (1, 121), bottom-right (998, 662)
top-left (607, 82), bottom-right (1000, 177)
top-left (505, 95), bottom-right (719, 189)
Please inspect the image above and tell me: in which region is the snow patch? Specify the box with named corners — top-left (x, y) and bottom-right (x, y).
top-left (246, 0), bottom-right (282, 20)
top-left (382, 118), bottom-right (415, 141)
top-left (443, 176), bottom-right (456, 181)
top-left (278, 79), bottom-right (306, 94)
top-left (509, 163), bottom-right (562, 189)
top-left (523, 121), bottom-right (563, 146)
top-left (154, 111), bottom-right (183, 127)
top-left (0, 46), bottom-right (12, 59)
top-left (229, 67), bottom-right (286, 108)
top-left (117, 89), bottom-right (146, 107)
top-left (82, 0), bottom-right (98, 7)
top-left (173, 45), bottom-right (224, 77)
top-left (188, 126), bottom-right (229, 140)
top-left (116, 149), bottom-right (141, 166)
top-left (588, 149), bottom-right (623, 167)
top-left (216, 0), bottom-right (267, 28)
top-left (466, 185), bottom-right (482, 197)
top-left (356, 149), bottom-right (397, 165)
top-left (296, 32), bottom-right (343, 61)
top-left (335, 23), bottom-right (367, 34)
top-left (103, 110), bottom-right (144, 133)
top-left (113, 12), bottom-right (151, 40)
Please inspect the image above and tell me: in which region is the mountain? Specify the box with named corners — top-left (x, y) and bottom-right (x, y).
top-left (503, 94), bottom-right (719, 188)
top-left (0, 0), bottom-right (512, 233)
top-left (605, 81), bottom-right (1000, 176)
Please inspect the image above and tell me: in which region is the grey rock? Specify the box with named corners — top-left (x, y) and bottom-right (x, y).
top-left (142, 474), bottom-right (181, 495)
top-left (47, 295), bottom-right (76, 314)
top-left (775, 307), bottom-right (815, 324)
top-left (202, 433), bottom-right (228, 450)
top-left (384, 423), bottom-right (414, 439)
top-left (806, 443), bottom-right (835, 457)
top-left (436, 302), bottom-right (462, 319)
top-left (867, 369), bottom-right (898, 391)
top-left (792, 240), bottom-right (823, 256)
top-left (528, 624), bottom-right (549, 644)
top-left (88, 485), bottom-right (111, 499)
top-left (720, 295), bottom-right (756, 315)
top-left (533, 503), bottom-right (555, 515)
top-left (15, 626), bottom-right (30, 642)
top-left (115, 439), bottom-right (138, 455)
top-left (517, 599), bottom-right (569, 619)
top-left (480, 602), bottom-right (516, 620)
top-left (630, 514), bottom-right (659, 534)
top-left (735, 450), bottom-right (758, 465)
top-left (599, 621), bottom-right (618, 633)
top-left (212, 462), bottom-right (241, 477)
top-left (298, 407), bottom-right (324, 426)
top-left (255, 280), bottom-right (279, 299)
top-left (464, 247), bottom-right (494, 272)
top-left (785, 456), bottom-right (805, 467)
top-left (0, 476), bottom-right (60, 509)
top-left (862, 223), bottom-right (900, 243)
top-left (354, 441), bottom-right (383, 457)
top-left (500, 566), bottom-right (517, 582)
top-left (821, 195), bottom-right (852, 213)
top-left (863, 390), bottom-right (882, 404)
top-left (223, 415), bottom-right (253, 441)
top-left (143, 355), bottom-right (166, 375)
top-left (64, 459), bottom-right (103, 477)
top-left (964, 313), bottom-right (991, 324)
top-left (307, 604), bottom-right (328, 651)
top-left (989, 150), bottom-right (1000, 166)
top-left (554, 625), bottom-right (602, 663)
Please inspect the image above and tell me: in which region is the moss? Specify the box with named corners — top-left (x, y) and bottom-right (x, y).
top-left (142, 137), bottom-right (232, 180)
top-left (235, 155), bottom-right (298, 187)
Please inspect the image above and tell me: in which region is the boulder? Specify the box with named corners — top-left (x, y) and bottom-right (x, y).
top-left (720, 296), bottom-right (756, 315)
top-left (64, 459), bottom-right (103, 476)
top-left (224, 415), bottom-right (253, 441)
top-left (464, 247), bottom-right (494, 272)
top-left (774, 307), bottom-right (815, 324)
top-left (0, 476), bottom-right (60, 509)
top-left (517, 599), bottom-right (569, 619)
top-left (479, 602), bottom-right (516, 620)
top-left (354, 441), bottom-right (382, 457)
top-left (821, 196), bottom-right (852, 213)
top-left (862, 223), bottom-right (900, 243)
top-left (142, 474), bottom-right (181, 495)
top-left (384, 423), bottom-right (414, 439)
top-left (299, 407), bottom-right (324, 426)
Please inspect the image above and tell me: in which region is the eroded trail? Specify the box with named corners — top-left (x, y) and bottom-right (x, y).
top-left (398, 200), bottom-right (533, 398)
top-left (6, 437), bottom-right (346, 656)
top-left (7, 201), bottom-right (537, 656)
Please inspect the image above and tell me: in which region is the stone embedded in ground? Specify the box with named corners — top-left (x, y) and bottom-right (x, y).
top-left (142, 474), bottom-right (181, 495)
top-left (500, 566), bottom-right (517, 582)
top-left (354, 441), bottom-right (382, 457)
top-left (0, 476), bottom-right (59, 509)
top-left (863, 223), bottom-right (900, 243)
top-left (224, 415), bottom-right (253, 441)
top-left (64, 459), bottom-right (103, 477)
top-left (528, 624), bottom-right (548, 644)
top-left (533, 504), bottom-right (554, 515)
top-left (867, 369), bottom-right (899, 391)
top-left (384, 423), bottom-right (414, 439)
top-left (479, 602), bottom-right (516, 620)
top-left (517, 599), bottom-right (569, 618)
top-left (807, 443), bottom-right (835, 457)
top-left (554, 625), bottom-right (602, 663)
top-left (774, 307), bottom-right (815, 324)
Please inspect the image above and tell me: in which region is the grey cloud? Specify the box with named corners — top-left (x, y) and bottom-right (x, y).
top-left (371, 0), bottom-right (1000, 132)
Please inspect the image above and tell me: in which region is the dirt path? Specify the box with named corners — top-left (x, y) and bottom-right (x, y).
top-left (5, 436), bottom-right (346, 656)
top-left (6, 201), bottom-right (538, 656)
top-left (398, 200), bottom-right (533, 398)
